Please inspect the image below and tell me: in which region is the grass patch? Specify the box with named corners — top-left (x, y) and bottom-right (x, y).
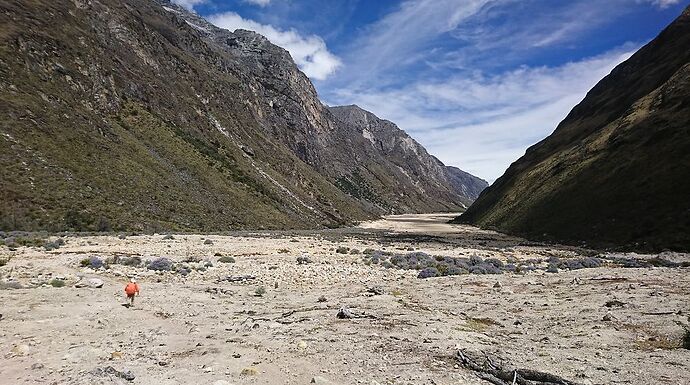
top-left (49, 279), bottom-right (65, 288)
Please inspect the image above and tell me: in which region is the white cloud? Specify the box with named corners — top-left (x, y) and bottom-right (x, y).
top-left (170, 0), bottom-right (205, 11)
top-left (207, 12), bottom-right (341, 80)
top-left (327, 47), bottom-right (636, 182)
top-left (642, 0), bottom-right (681, 8)
top-left (244, 0), bottom-right (271, 6)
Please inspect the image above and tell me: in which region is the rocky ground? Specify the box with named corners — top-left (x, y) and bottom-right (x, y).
top-left (1, 214), bottom-right (688, 385)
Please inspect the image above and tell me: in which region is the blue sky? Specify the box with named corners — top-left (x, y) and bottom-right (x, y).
top-left (173, 0), bottom-right (688, 182)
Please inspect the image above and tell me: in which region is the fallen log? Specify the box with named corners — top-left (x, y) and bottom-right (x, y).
top-left (456, 349), bottom-right (581, 385)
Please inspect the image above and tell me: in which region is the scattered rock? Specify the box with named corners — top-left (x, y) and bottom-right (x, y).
top-left (337, 307), bottom-right (355, 319)
top-left (90, 366), bottom-right (135, 382)
top-left (75, 278), bottom-right (104, 289)
top-left (204, 239), bottom-right (214, 245)
top-left (30, 363), bottom-right (45, 370)
top-left (367, 286), bottom-right (384, 295)
top-left (317, 295), bottom-right (327, 303)
top-left (240, 367), bottom-right (258, 376)
top-left (605, 300), bottom-right (625, 308)
top-left (493, 281), bottom-right (502, 289)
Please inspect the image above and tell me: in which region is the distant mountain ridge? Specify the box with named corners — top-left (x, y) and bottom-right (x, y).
top-left (456, 5), bottom-right (690, 251)
top-left (0, 0), bottom-right (484, 232)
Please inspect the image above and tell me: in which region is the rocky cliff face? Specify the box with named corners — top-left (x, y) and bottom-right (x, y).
top-left (0, 0), bottom-right (483, 232)
top-left (457, 6), bottom-right (690, 251)
top-left (329, 105), bottom-right (488, 207)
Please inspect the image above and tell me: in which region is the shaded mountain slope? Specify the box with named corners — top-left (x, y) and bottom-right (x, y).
top-left (0, 0), bottom-right (482, 232)
top-left (457, 6), bottom-right (690, 251)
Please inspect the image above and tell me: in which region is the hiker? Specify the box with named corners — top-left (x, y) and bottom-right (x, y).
top-left (124, 278), bottom-right (140, 306)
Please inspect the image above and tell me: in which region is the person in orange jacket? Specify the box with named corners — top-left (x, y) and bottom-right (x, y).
top-left (124, 278), bottom-right (140, 307)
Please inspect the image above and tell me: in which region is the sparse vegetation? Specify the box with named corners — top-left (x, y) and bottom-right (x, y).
top-left (336, 246), bottom-right (349, 254)
top-left (255, 286), bottom-right (266, 297)
top-left (147, 257), bottom-right (173, 271)
top-left (49, 279), bottom-right (65, 288)
top-left (81, 256), bottom-right (105, 269)
top-left (218, 256), bottom-right (236, 263)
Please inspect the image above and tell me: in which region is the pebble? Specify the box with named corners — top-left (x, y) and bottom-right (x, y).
top-left (240, 367), bottom-right (258, 376)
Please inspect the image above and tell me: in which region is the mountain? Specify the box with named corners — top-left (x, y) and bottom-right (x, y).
top-left (456, 6), bottom-right (690, 252)
top-left (328, 105), bottom-right (488, 207)
top-left (0, 0), bottom-right (483, 232)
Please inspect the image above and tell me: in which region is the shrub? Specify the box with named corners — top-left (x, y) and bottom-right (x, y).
top-left (469, 255), bottom-right (483, 266)
top-left (147, 257), bottom-right (173, 271)
top-left (363, 248), bottom-right (376, 255)
top-left (445, 266), bottom-right (468, 276)
top-left (218, 256), bottom-right (236, 263)
top-left (468, 265), bottom-right (487, 274)
top-left (120, 256), bottom-right (142, 267)
top-left (418, 267), bottom-right (439, 279)
top-left (336, 246), bottom-right (349, 254)
top-left (485, 258), bottom-right (504, 269)
top-left (49, 279), bottom-right (65, 288)
top-left (43, 238), bottom-right (65, 251)
top-left (82, 256), bottom-right (105, 269)
top-left (0, 256), bottom-right (10, 267)
top-left (546, 263), bottom-right (559, 273)
top-left (349, 249), bottom-right (360, 254)
top-left (255, 286), bottom-right (266, 296)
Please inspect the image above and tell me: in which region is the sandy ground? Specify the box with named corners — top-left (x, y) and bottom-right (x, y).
top-left (1, 214), bottom-right (689, 385)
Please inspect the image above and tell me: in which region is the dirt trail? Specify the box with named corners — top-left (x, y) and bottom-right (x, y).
top-left (1, 215), bottom-right (688, 385)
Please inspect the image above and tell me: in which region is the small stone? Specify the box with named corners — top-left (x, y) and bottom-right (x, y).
top-left (493, 281), bottom-right (502, 288)
top-left (31, 363), bottom-right (45, 370)
top-left (110, 351), bottom-right (123, 360)
top-left (240, 367), bottom-right (258, 376)
top-left (297, 340), bottom-right (307, 350)
top-left (603, 313), bottom-right (614, 321)
top-left (336, 307), bottom-right (354, 319)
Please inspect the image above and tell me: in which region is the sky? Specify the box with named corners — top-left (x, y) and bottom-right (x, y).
top-left (172, 0), bottom-right (688, 183)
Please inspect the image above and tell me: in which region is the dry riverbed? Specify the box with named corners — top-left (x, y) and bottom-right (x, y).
top-left (1, 214), bottom-right (689, 385)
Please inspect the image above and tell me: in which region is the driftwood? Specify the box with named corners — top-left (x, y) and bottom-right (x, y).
top-left (456, 349), bottom-right (582, 385)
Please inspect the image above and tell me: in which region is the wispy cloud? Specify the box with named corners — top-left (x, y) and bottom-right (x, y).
top-left (642, 0), bottom-right (682, 9)
top-left (318, 0), bottom-right (669, 181)
top-left (327, 45), bottom-right (636, 182)
top-left (171, 0), bottom-right (206, 11)
top-left (244, 0), bottom-right (271, 7)
top-left (207, 12), bottom-right (341, 80)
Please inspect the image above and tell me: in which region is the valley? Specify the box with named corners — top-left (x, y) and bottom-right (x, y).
top-left (1, 215), bottom-right (688, 385)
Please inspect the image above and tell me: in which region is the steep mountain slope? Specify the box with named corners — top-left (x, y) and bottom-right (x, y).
top-left (329, 105), bottom-right (488, 207)
top-left (0, 0), bottom-right (482, 232)
top-left (456, 6), bottom-right (690, 251)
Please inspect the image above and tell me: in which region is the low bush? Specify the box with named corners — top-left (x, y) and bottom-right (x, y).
top-left (336, 246), bottom-right (349, 254)
top-left (218, 256), bottom-right (236, 263)
top-left (418, 267), bottom-right (439, 279)
top-left (49, 279), bottom-right (65, 288)
top-left (255, 286), bottom-right (266, 296)
top-left (147, 257), bottom-right (173, 271)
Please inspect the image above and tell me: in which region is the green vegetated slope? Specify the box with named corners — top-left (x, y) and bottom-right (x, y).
top-left (0, 0), bottom-right (483, 232)
top-left (457, 6), bottom-right (690, 251)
